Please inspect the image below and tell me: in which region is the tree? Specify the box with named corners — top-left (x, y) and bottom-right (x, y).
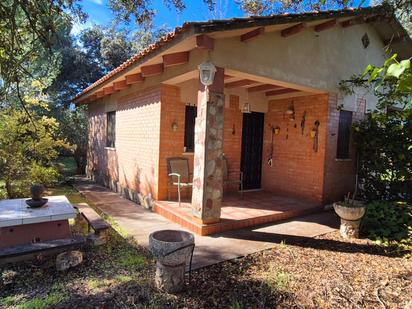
top-left (235, 0), bottom-right (411, 16)
top-left (0, 85), bottom-right (70, 198)
top-left (340, 55), bottom-right (412, 202)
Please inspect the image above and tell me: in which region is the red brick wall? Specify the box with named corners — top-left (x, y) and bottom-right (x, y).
top-left (158, 84), bottom-right (188, 200)
top-left (322, 94), bottom-right (366, 204)
top-left (87, 87), bottom-right (162, 199)
top-left (157, 90), bottom-right (243, 200)
top-left (223, 95), bottom-right (243, 191)
top-left (88, 87), bottom-right (361, 205)
top-left (261, 94), bottom-right (329, 203)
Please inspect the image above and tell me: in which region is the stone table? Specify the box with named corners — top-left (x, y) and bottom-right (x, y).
top-left (0, 196), bottom-right (76, 248)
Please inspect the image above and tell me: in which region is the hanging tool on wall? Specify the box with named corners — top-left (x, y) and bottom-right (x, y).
top-left (301, 111), bottom-right (306, 135)
top-left (268, 125), bottom-right (275, 167)
top-left (313, 120), bottom-right (320, 152)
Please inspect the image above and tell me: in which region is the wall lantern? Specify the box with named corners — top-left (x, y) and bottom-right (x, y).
top-left (171, 121), bottom-right (178, 132)
top-left (286, 102), bottom-right (295, 121)
top-left (198, 61), bottom-right (216, 87)
top-left (241, 102), bottom-right (251, 113)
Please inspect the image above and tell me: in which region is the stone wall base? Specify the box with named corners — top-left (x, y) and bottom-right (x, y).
top-left (87, 171), bottom-right (153, 209)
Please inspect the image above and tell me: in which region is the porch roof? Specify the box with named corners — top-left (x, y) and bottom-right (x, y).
top-left (73, 5), bottom-right (411, 104)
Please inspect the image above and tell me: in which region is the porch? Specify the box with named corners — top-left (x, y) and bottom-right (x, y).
top-left (157, 63), bottom-right (332, 235)
top-left (154, 192), bottom-right (323, 235)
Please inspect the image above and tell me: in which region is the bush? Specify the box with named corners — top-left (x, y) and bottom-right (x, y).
top-left (353, 110), bottom-right (412, 202)
top-left (0, 102), bottom-right (70, 198)
top-left (362, 201), bottom-right (412, 257)
top-left (30, 163), bottom-right (61, 187)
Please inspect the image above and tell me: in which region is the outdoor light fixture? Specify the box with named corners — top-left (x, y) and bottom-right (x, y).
top-left (241, 102), bottom-right (251, 113)
top-left (171, 121), bottom-right (178, 132)
top-left (241, 90), bottom-right (251, 113)
top-left (286, 102), bottom-right (295, 121)
top-left (198, 61), bottom-right (216, 86)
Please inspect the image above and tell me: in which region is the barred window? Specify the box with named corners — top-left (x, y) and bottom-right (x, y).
top-left (106, 111), bottom-right (116, 148)
top-left (184, 105), bottom-right (197, 152)
top-left (336, 110), bottom-right (352, 159)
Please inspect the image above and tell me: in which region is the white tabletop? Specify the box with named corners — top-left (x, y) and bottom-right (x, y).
top-left (0, 195), bottom-right (76, 227)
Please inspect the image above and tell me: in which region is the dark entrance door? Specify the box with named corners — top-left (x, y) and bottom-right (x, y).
top-left (241, 112), bottom-right (264, 190)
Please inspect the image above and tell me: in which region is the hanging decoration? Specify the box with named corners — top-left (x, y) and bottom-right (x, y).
top-left (300, 111), bottom-right (306, 135)
top-left (313, 120), bottom-right (320, 152)
top-left (267, 125), bottom-right (277, 167)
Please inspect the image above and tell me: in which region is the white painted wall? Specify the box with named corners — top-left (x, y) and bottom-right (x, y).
top-left (210, 23), bottom-right (386, 111)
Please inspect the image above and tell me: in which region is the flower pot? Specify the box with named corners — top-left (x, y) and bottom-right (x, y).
top-left (333, 201), bottom-right (366, 239)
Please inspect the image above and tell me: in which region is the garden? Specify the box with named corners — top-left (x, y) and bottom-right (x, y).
top-left (1, 0), bottom-right (412, 308)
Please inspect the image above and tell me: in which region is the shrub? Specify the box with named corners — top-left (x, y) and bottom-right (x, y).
top-left (353, 110), bottom-right (412, 202)
top-left (362, 201), bottom-right (412, 257)
top-left (0, 102), bottom-right (70, 198)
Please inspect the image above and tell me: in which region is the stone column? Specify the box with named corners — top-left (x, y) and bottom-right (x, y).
top-left (191, 67), bottom-right (225, 224)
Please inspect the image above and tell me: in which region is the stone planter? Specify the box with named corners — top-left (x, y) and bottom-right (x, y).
top-left (333, 201), bottom-right (366, 239)
top-left (149, 230), bottom-right (195, 293)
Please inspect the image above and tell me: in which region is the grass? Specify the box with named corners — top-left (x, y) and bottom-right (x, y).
top-left (44, 185), bottom-right (88, 205)
top-left (0, 156), bottom-right (78, 200)
top-left (119, 253), bottom-right (147, 268)
top-left (56, 156), bottom-right (77, 176)
top-left (1, 285), bottom-right (68, 309)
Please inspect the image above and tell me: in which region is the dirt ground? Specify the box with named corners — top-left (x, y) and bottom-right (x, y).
top-left (1, 228), bottom-right (411, 309)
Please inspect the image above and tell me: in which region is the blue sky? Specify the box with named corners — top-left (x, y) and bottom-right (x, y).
top-left (72, 0), bottom-right (246, 34)
top-left (73, 0), bottom-right (371, 35)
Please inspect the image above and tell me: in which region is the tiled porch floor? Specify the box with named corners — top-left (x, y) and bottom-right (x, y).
top-left (154, 191), bottom-right (323, 235)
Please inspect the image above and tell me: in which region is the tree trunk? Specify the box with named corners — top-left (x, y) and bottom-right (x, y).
top-left (5, 179), bottom-right (13, 199)
top-left (74, 147), bottom-right (86, 175)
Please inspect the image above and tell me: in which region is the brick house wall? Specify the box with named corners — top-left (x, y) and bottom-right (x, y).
top-left (322, 94), bottom-right (366, 204)
top-left (222, 95), bottom-right (243, 191)
top-left (261, 94), bottom-right (329, 203)
top-left (157, 84), bottom-right (187, 200)
top-left (87, 87), bottom-right (363, 206)
top-left (87, 86), bottom-right (162, 200)
top-left (156, 88), bottom-right (243, 200)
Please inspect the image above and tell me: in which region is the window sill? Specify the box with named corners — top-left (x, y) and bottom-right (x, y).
top-left (182, 152), bottom-right (194, 155)
top-left (105, 147), bottom-right (116, 151)
top-left (335, 158), bottom-right (351, 162)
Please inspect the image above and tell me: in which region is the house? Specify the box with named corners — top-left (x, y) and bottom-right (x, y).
top-left (74, 6), bottom-right (412, 235)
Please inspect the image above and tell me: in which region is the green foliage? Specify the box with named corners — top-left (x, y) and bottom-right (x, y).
top-left (272, 271), bottom-right (290, 289)
top-left (360, 55), bottom-right (412, 109)
top-left (341, 55), bottom-right (412, 202)
top-left (0, 95), bottom-right (70, 198)
top-left (119, 253), bottom-right (147, 268)
top-left (353, 110), bottom-right (412, 201)
top-left (362, 201), bottom-right (412, 257)
top-left (0, 283), bottom-right (68, 309)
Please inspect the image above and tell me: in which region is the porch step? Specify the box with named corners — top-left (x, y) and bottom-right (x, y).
top-left (153, 201), bottom-right (323, 236)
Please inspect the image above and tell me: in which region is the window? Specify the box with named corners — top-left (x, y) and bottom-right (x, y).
top-left (106, 111), bottom-right (116, 148)
top-left (184, 105), bottom-right (197, 152)
top-left (336, 110), bottom-right (352, 159)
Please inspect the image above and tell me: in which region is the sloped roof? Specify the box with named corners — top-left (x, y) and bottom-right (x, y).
top-left (73, 5), bottom-right (411, 102)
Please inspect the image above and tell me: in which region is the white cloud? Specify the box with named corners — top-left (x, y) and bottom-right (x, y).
top-left (89, 0), bottom-right (103, 5)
